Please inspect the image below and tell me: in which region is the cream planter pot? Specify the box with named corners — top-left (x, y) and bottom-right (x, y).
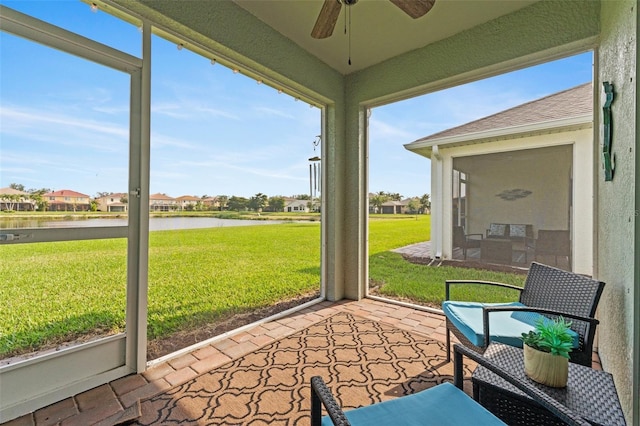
top-left (523, 344), bottom-right (569, 388)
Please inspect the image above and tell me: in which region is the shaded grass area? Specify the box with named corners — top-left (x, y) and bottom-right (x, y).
top-left (369, 252), bottom-right (526, 307)
top-left (368, 215), bottom-right (525, 306)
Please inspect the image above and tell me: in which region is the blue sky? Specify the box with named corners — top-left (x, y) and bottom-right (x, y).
top-left (0, 1), bottom-right (593, 199)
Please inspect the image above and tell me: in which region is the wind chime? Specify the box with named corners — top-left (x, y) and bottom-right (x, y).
top-left (309, 135), bottom-right (321, 205)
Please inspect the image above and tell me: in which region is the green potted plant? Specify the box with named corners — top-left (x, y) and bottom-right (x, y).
top-left (521, 316), bottom-right (573, 387)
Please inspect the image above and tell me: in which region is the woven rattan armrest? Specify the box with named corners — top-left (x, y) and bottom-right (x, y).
top-left (445, 280), bottom-right (523, 300)
top-left (311, 376), bottom-right (351, 426)
top-left (453, 344), bottom-right (590, 426)
top-left (481, 306), bottom-right (600, 366)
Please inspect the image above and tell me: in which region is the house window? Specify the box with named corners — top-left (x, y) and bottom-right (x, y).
top-left (452, 168), bottom-right (468, 229)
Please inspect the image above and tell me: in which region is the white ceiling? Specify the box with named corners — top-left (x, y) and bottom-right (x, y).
top-left (233, 0), bottom-right (538, 74)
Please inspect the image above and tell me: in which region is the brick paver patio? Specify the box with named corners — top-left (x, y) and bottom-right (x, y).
top-left (2, 298), bottom-right (600, 426)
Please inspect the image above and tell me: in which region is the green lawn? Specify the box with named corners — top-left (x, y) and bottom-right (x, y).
top-left (368, 215), bottom-right (525, 306)
top-left (0, 222), bottom-right (321, 356)
top-left (0, 215), bottom-right (525, 357)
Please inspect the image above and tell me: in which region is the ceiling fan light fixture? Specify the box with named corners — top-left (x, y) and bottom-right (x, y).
top-left (311, 0), bottom-right (436, 40)
top-left (389, 0), bottom-right (436, 19)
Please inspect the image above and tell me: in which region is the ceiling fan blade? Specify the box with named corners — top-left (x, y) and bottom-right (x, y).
top-left (389, 0), bottom-right (436, 19)
top-left (311, 0), bottom-right (343, 39)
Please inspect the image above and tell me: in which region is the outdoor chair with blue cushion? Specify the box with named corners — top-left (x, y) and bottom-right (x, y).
top-left (443, 262), bottom-right (605, 366)
top-left (311, 344), bottom-right (590, 426)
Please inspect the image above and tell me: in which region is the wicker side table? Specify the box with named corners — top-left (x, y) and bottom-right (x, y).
top-left (480, 239), bottom-right (513, 263)
top-left (472, 343), bottom-right (626, 426)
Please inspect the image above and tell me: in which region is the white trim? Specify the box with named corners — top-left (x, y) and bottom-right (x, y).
top-left (0, 226), bottom-right (127, 244)
top-left (146, 296), bottom-right (326, 368)
top-left (404, 114), bottom-right (592, 153)
top-left (367, 295), bottom-right (444, 316)
top-left (431, 149), bottom-right (444, 259)
top-left (0, 335), bottom-right (130, 422)
top-left (0, 5), bottom-right (141, 72)
top-left (0, 334), bottom-right (125, 372)
top-left (1, 365), bottom-right (131, 423)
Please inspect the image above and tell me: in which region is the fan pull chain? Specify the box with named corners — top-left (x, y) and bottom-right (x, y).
top-left (344, 3), bottom-right (347, 35)
top-left (348, 5), bottom-right (352, 65)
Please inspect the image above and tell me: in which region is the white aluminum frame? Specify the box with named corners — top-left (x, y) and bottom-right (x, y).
top-left (0, 6), bottom-right (148, 421)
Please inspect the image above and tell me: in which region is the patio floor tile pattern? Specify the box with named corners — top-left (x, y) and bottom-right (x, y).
top-left (2, 298), bottom-right (600, 425)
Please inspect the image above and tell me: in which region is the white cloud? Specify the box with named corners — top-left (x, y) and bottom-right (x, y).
top-left (151, 133), bottom-right (201, 150)
top-left (252, 106), bottom-right (295, 119)
top-left (368, 118), bottom-right (417, 142)
top-left (152, 101), bottom-right (240, 121)
top-left (0, 105), bottom-right (127, 138)
top-left (93, 105), bottom-right (130, 115)
top-left (196, 106), bottom-right (240, 120)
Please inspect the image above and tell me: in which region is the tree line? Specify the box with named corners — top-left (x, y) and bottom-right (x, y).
top-left (2, 183), bottom-right (430, 214)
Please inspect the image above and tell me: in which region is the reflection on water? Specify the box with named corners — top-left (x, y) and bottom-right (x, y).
top-left (0, 217), bottom-right (293, 230)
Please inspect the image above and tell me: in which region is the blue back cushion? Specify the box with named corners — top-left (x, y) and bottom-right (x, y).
top-left (442, 301), bottom-right (579, 349)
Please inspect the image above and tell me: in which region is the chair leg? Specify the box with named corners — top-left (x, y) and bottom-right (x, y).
top-left (311, 381), bottom-right (322, 426)
top-left (445, 327), bottom-right (451, 363)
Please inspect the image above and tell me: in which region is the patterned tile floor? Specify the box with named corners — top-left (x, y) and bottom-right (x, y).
top-left (3, 298), bottom-right (601, 426)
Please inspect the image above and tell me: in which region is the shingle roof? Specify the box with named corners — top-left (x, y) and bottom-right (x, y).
top-left (150, 193), bottom-right (175, 200)
top-left (44, 189), bottom-right (90, 198)
top-left (0, 187), bottom-right (29, 196)
top-left (411, 82), bottom-right (592, 144)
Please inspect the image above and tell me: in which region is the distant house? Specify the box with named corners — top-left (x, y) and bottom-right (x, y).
top-left (176, 195), bottom-right (201, 210)
top-left (405, 83), bottom-right (593, 274)
top-left (149, 193), bottom-right (177, 211)
top-left (43, 189), bottom-right (91, 212)
top-left (380, 200), bottom-right (405, 214)
top-left (284, 198), bottom-right (310, 213)
top-left (0, 187), bottom-right (35, 211)
top-left (96, 193), bottom-right (128, 213)
top-left (201, 197), bottom-right (220, 210)
top-left (0, 188), bottom-right (36, 211)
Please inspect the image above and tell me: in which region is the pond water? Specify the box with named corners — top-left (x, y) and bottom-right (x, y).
top-left (0, 216), bottom-right (297, 230)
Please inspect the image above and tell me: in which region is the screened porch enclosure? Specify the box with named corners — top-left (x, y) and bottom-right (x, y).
top-left (451, 145), bottom-right (573, 270)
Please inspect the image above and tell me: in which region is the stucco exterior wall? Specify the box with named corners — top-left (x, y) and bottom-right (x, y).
top-left (345, 0), bottom-right (600, 299)
top-left (596, 0), bottom-right (637, 422)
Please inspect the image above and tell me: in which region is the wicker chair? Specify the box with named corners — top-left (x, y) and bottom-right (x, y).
top-left (443, 262), bottom-right (605, 367)
top-left (532, 229), bottom-right (571, 267)
top-left (452, 225), bottom-right (483, 259)
top-left (311, 344), bottom-right (590, 426)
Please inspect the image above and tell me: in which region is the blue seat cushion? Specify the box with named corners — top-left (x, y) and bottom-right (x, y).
top-left (322, 382), bottom-right (505, 426)
top-left (442, 301), bottom-right (579, 348)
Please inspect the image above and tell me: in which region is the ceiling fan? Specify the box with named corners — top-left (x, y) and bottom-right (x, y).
top-left (311, 0), bottom-right (436, 39)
